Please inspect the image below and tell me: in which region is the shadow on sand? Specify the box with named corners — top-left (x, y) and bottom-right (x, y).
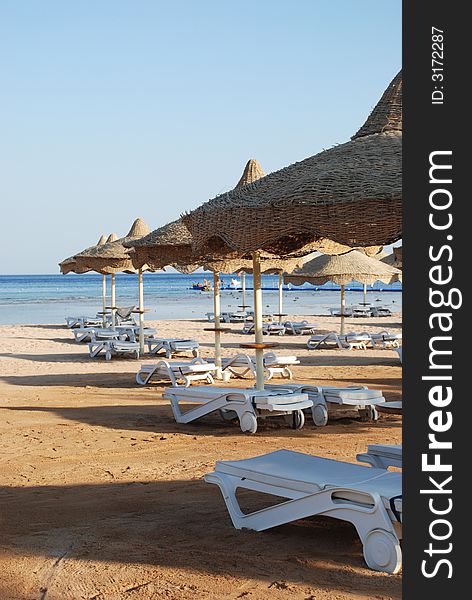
top-left (4, 402), bottom-right (401, 438)
top-left (0, 478), bottom-right (401, 597)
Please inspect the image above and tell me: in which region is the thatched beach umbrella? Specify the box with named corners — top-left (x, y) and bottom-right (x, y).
top-left (183, 71), bottom-right (402, 389)
top-left (126, 218), bottom-right (199, 274)
top-left (59, 234), bottom-right (112, 324)
top-left (285, 250), bottom-right (402, 334)
top-left (127, 160), bottom-right (271, 376)
top-left (355, 246), bottom-right (387, 304)
top-left (183, 71), bottom-right (402, 258)
top-left (59, 234), bottom-right (107, 275)
top-left (201, 159), bottom-right (310, 323)
top-left (127, 219), bottom-right (306, 374)
top-left (233, 158), bottom-right (265, 309)
top-left (74, 219), bottom-right (151, 349)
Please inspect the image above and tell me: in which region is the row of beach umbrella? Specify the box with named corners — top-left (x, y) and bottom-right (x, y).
top-left (60, 70), bottom-right (403, 389)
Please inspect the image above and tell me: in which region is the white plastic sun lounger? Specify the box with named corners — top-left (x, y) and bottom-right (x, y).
top-left (265, 384), bottom-right (385, 426)
top-left (66, 315), bottom-right (103, 329)
top-left (84, 316), bottom-right (104, 327)
top-left (357, 444), bottom-right (402, 470)
top-left (246, 310), bottom-right (273, 322)
top-left (369, 331), bottom-right (402, 349)
top-left (116, 325), bottom-right (157, 342)
top-left (163, 386), bottom-right (312, 433)
top-left (329, 307), bottom-right (353, 317)
top-left (205, 449), bottom-right (402, 573)
top-left (342, 332), bottom-right (372, 349)
top-left (206, 311), bottom-right (248, 323)
top-left (115, 305), bottom-right (136, 320)
top-left (227, 311), bottom-right (250, 322)
top-left (66, 316), bottom-right (84, 328)
top-left (221, 353), bottom-right (300, 381)
top-left (282, 320), bottom-right (318, 335)
top-left (370, 306), bottom-right (393, 317)
top-left (352, 305), bottom-right (372, 318)
top-left (146, 337), bottom-right (199, 358)
top-left (396, 347), bottom-right (402, 363)
top-left (71, 327), bottom-right (97, 343)
top-left (307, 332), bottom-right (350, 350)
top-left (87, 328), bottom-right (122, 356)
top-left (307, 332), bottom-right (370, 350)
top-left (136, 358), bottom-right (217, 387)
top-left (89, 339), bottom-right (140, 360)
top-left (242, 322), bottom-right (286, 336)
top-left (206, 312), bottom-right (230, 323)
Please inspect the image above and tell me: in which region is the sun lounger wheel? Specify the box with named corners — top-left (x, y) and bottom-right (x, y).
top-left (363, 530), bottom-right (402, 574)
top-left (284, 410), bottom-right (305, 429)
top-left (312, 404), bottom-right (328, 427)
top-left (239, 412), bottom-right (258, 434)
top-left (360, 407), bottom-right (379, 422)
top-left (369, 406), bottom-right (379, 421)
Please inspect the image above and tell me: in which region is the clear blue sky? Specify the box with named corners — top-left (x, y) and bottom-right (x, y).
top-left (0, 1), bottom-right (401, 274)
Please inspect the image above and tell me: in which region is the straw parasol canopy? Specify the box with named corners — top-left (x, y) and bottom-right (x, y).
top-left (59, 234), bottom-right (108, 274)
top-left (381, 246), bottom-right (402, 269)
top-left (74, 219), bottom-right (151, 274)
top-left (284, 250), bottom-right (402, 286)
top-left (126, 218), bottom-right (200, 274)
top-left (182, 71), bottom-right (402, 257)
top-left (126, 160), bottom-right (350, 272)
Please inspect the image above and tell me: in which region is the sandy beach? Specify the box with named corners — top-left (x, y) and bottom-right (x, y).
top-left (0, 315), bottom-right (402, 600)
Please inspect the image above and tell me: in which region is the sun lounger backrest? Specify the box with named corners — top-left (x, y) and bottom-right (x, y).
top-left (116, 306), bottom-right (136, 319)
top-left (216, 450), bottom-right (393, 490)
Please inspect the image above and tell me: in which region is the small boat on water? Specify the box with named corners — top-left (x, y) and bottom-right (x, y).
top-left (192, 276), bottom-right (241, 291)
top-left (192, 279), bottom-right (212, 292)
top-left (221, 277), bottom-right (241, 290)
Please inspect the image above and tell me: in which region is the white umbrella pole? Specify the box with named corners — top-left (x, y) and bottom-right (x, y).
top-left (340, 284), bottom-right (346, 335)
top-left (138, 268), bottom-right (145, 354)
top-left (111, 273), bottom-right (116, 328)
top-left (241, 271), bottom-right (246, 307)
top-left (253, 252), bottom-right (265, 391)
top-left (101, 274), bottom-right (107, 327)
top-left (278, 271), bottom-right (283, 323)
top-left (213, 271), bottom-right (222, 378)
top-left (363, 283), bottom-right (367, 305)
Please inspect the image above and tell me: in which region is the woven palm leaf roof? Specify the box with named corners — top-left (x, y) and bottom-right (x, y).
top-left (285, 249), bottom-right (402, 286)
top-left (352, 72), bottom-right (402, 139)
top-left (183, 71), bottom-right (402, 257)
top-left (125, 218), bottom-right (200, 272)
top-left (74, 219), bottom-right (151, 274)
top-left (59, 234), bottom-right (107, 274)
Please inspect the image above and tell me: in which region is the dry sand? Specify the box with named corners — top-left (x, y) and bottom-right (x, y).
top-left (0, 315), bottom-right (402, 600)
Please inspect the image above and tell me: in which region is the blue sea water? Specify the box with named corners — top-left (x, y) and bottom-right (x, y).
top-left (0, 272), bottom-right (402, 325)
